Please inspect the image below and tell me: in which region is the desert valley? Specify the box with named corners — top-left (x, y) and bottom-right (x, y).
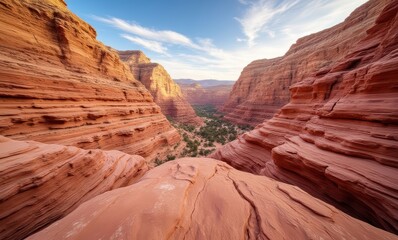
top-left (0, 0), bottom-right (397, 239)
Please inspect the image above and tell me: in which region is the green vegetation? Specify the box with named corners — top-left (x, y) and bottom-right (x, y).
top-left (182, 132), bottom-right (201, 157)
top-left (154, 154), bottom-right (177, 166)
top-left (194, 105), bottom-right (253, 145)
top-left (154, 157), bottom-right (163, 166)
top-left (158, 105), bottom-right (254, 165)
top-left (177, 105), bottom-right (253, 157)
top-left (180, 124), bottom-right (195, 132)
top-left (194, 105), bottom-right (219, 119)
top-left (197, 118), bottom-right (237, 145)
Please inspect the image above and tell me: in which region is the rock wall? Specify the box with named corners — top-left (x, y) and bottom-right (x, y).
top-left (212, 0), bottom-right (398, 233)
top-left (0, 0), bottom-right (180, 160)
top-left (178, 83), bottom-right (233, 108)
top-left (119, 50), bottom-right (203, 125)
top-left (222, 0), bottom-right (388, 126)
top-left (28, 158), bottom-right (397, 240)
top-left (0, 136), bottom-right (148, 240)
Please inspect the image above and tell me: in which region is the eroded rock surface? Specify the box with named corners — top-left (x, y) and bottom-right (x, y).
top-left (0, 136), bottom-right (148, 240)
top-left (119, 50), bottom-right (203, 125)
top-left (0, 0), bottom-right (180, 159)
top-left (212, 0), bottom-right (398, 233)
top-left (178, 82), bottom-right (233, 108)
top-left (222, 0), bottom-right (388, 126)
top-left (28, 158), bottom-right (397, 240)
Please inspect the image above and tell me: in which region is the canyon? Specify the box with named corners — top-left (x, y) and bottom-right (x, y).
top-left (222, 0), bottom-right (390, 126)
top-left (0, 0), bottom-right (397, 239)
top-left (176, 79), bottom-right (234, 108)
top-left (213, 0), bottom-right (398, 234)
top-left (119, 51), bottom-right (202, 125)
top-left (0, 0), bottom-right (180, 161)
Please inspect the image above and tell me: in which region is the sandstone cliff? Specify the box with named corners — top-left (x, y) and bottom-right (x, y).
top-left (212, 0), bottom-right (398, 233)
top-left (178, 82), bottom-right (233, 108)
top-left (119, 50), bottom-right (203, 125)
top-left (28, 158), bottom-right (398, 240)
top-left (222, 0), bottom-right (388, 126)
top-left (0, 136), bottom-right (148, 240)
top-left (0, 0), bottom-right (180, 160)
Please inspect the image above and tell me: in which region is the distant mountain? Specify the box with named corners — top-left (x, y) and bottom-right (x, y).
top-left (174, 79), bottom-right (235, 88)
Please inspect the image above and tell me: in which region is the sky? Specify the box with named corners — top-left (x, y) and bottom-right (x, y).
top-left (67, 0), bottom-right (368, 81)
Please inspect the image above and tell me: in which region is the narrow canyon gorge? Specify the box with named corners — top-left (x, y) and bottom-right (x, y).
top-left (176, 79), bottom-right (234, 108)
top-left (0, 0), bottom-right (397, 239)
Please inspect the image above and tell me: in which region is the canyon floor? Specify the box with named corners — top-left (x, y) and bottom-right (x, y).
top-left (153, 105), bottom-right (253, 166)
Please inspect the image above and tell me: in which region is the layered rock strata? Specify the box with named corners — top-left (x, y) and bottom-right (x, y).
top-left (0, 136), bottom-right (148, 240)
top-left (178, 83), bottom-right (233, 108)
top-left (28, 158), bottom-right (398, 240)
top-left (222, 0), bottom-right (389, 126)
top-left (212, 0), bottom-right (398, 233)
top-left (0, 0), bottom-right (180, 159)
top-left (119, 50), bottom-right (203, 125)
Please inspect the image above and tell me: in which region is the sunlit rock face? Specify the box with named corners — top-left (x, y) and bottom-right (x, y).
top-left (177, 82), bottom-right (233, 108)
top-left (212, 0), bottom-right (398, 234)
top-left (0, 0), bottom-right (181, 159)
top-left (222, 0), bottom-right (388, 126)
top-left (0, 136), bottom-right (148, 240)
top-left (119, 50), bottom-right (203, 125)
top-left (28, 158), bottom-right (398, 240)
top-left (1, 0), bottom-right (397, 239)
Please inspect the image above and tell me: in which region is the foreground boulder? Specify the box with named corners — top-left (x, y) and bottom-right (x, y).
top-left (0, 136), bottom-right (148, 240)
top-left (28, 158), bottom-right (397, 240)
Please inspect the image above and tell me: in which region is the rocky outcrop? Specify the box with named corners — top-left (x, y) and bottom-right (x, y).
top-left (119, 50), bottom-right (203, 125)
top-left (212, 0), bottom-right (398, 234)
top-left (0, 0), bottom-right (180, 160)
top-left (0, 136), bottom-right (148, 240)
top-left (28, 158), bottom-right (397, 240)
top-left (222, 0), bottom-right (388, 126)
top-left (178, 83), bottom-right (233, 108)
top-left (175, 79), bottom-right (235, 87)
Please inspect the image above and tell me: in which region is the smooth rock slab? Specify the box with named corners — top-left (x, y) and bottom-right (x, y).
top-left (29, 158), bottom-right (397, 240)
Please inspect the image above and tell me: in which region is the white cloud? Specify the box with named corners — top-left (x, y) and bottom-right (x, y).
top-left (93, 0), bottom-right (368, 80)
top-left (236, 0), bottom-right (299, 46)
top-left (94, 16), bottom-right (197, 48)
top-left (122, 35), bottom-right (168, 54)
top-left (277, 0), bottom-right (368, 42)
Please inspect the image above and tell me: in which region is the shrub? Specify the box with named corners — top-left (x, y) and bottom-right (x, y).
top-left (166, 154), bottom-right (176, 161)
top-left (154, 157), bottom-right (163, 166)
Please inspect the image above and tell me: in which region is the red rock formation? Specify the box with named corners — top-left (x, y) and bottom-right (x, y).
top-left (212, 0), bottom-right (398, 233)
top-left (178, 82), bottom-right (233, 108)
top-left (119, 50), bottom-right (203, 125)
top-left (0, 0), bottom-right (180, 160)
top-left (28, 158), bottom-right (397, 240)
top-left (0, 136), bottom-right (148, 240)
top-left (222, 0), bottom-right (388, 126)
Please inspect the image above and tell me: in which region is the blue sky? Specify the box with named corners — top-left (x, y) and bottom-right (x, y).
top-left (67, 0), bottom-right (368, 80)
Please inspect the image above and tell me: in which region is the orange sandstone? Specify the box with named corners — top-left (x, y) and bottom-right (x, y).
top-left (0, 0), bottom-right (180, 160)
top-left (212, 0), bottom-right (398, 233)
top-left (0, 136), bottom-right (148, 240)
top-left (119, 50), bottom-right (203, 125)
top-left (28, 158), bottom-right (398, 240)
